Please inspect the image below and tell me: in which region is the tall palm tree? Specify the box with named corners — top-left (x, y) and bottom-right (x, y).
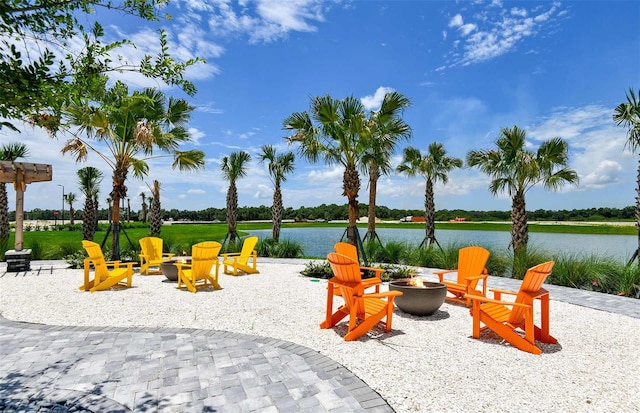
top-left (221, 151), bottom-right (252, 243)
top-left (64, 192), bottom-right (77, 226)
top-left (361, 91), bottom-right (412, 242)
top-left (0, 143), bottom-right (29, 247)
top-left (613, 87), bottom-right (640, 263)
top-left (284, 94), bottom-right (367, 245)
top-left (258, 145), bottom-right (295, 241)
top-left (139, 192), bottom-right (148, 222)
top-left (148, 180), bottom-right (162, 236)
top-left (397, 143), bottom-right (463, 247)
top-left (62, 82), bottom-right (205, 259)
top-left (77, 166), bottom-right (103, 240)
top-left (467, 125), bottom-right (578, 263)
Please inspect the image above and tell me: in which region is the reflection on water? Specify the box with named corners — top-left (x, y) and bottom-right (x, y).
top-left (249, 227), bottom-right (637, 260)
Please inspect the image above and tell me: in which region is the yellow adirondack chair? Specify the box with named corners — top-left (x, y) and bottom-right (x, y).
top-left (80, 240), bottom-right (133, 292)
top-left (176, 241), bottom-right (222, 293)
top-left (139, 236), bottom-right (174, 275)
top-left (433, 246), bottom-right (490, 306)
top-left (465, 261), bottom-right (558, 355)
top-left (321, 252), bottom-right (402, 341)
top-left (333, 242), bottom-right (381, 294)
top-left (222, 236), bottom-right (259, 275)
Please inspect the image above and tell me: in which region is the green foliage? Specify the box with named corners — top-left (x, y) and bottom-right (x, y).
top-left (301, 260), bottom-right (333, 279)
top-left (257, 238), bottom-right (303, 258)
top-left (1, 0), bottom-right (203, 132)
top-left (378, 263), bottom-right (417, 282)
top-left (64, 250), bottom-right (87, 269)
top-left (26, 239), bottom-right (44, 260)
top-left (512, 246), bottom-right (553, 279)
top-left (58, 242), bottom-right (80, 258)
top-left (617, 265), bottom-right (640, 298)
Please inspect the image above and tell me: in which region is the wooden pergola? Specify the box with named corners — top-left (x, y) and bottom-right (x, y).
top-left (0, 161), bottom-right (52, 269)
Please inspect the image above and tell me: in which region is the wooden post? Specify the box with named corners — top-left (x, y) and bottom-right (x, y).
top-left (14, 169), bottom-right (25, 251)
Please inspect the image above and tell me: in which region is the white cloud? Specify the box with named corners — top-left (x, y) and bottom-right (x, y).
top-left (206, 0), bottom-right (330, 43)
top-left (308, 166), bottom-right (343, 181)
top-left (449, 14), bottom-right (464, 28)
top-left (443, 2), bottom-right (563, 67)
top-left (187, 188), bottom-right (207, 195)
top-left (187, 128), bottom-right (206, 145)
top-left (580, 160), bottom-right (623, 189)
top-left (361, 86), bottom-right (395, 111)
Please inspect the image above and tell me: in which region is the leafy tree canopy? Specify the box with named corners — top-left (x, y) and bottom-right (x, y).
top-left (1, 0), bottom-right (203, 132)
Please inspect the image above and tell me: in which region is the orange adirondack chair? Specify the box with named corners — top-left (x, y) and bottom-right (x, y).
top-left (176, 241), bottom-right (222, 293)
top-left (139, 236), bottom-right (174, 275)
top-left (333, 242), bottom-right (381, 294)
top-left (433, 246), bottom-right (490, 306)
top-left (321, 252), bottom-right (402, 341)
top-left (80, 240), bottom-right (133, 292)
top-left (465, 261), bottom-right (557, 355)
top-left (222, 236), bottom-right (259, 275)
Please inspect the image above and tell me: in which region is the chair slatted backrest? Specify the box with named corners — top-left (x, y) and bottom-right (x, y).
top-left (191, 241), bottom-right (221, 275)
top-left (456, 246), bottom-right (490, 289)
top-left (509, 261), bottom-right (555, 324)
top-left (82, 240), bottom-right (110, 280)
top-left (335, 242), bottom-right (359, 262)
top-left (140, 237), bottom-right (163, 261)
top-left (327, 252), bottom-right (363, 287)
top-left (238, 236), bottom-right (258, 265)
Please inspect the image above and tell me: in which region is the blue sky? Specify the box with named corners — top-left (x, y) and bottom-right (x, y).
top-left (4, 0), bottom-right (640, 215)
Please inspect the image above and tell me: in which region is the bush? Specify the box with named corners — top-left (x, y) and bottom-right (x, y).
top-left (301, 260), bottom-right (333, 279)
top-left (257, 238), bottom-right (303, 258)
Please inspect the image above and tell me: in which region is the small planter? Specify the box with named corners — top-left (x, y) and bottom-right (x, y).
top-left (388, 279), bottom-right (447, 316)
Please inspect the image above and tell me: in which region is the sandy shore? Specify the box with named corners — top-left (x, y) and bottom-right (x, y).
top-left (1, 262), bottom-right (639, 412)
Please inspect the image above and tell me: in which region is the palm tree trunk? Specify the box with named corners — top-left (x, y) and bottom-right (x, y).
top-left (227, 181), bottom-right (238, 242)
top-left (272, 184), bottom-right (282, 241)
top-left (82, 197), bottom-right (94, 240)
top-left (0, 183), bottom-right (8, 243)
top-left (366, 164), bottom-right (379, 239)
top-left (635, 156), bottom-right (640, 263)
top-left (110, 167), bottom-right (128, 260)
top-left (511, 191), bottom-right (529, 257)
top-left (425, 178), bottom-right (436, 245)
top-left (343, 165), bottom-right (360, 244)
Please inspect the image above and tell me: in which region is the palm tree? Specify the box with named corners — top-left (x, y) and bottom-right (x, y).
top-left (148, 180), bottom-right (162, 236)
top-left (77, 166), bottom-right (103, 240)
top-left (613, 87), bottom-right (640, 263)
top-left (0, 143), bottom-right (29, 247)
top-left (361, 91), bottom-right (412, 242)
top-left (397, 143), bottom-right (462, 247)
top-left (62, 82), bottom-right (205, 259)
top-left (258, 145), bottom-right (295, 241)
top-left (221, 151), bottom-right (252, 243)
top-left (467, 125), bottom-right (578, 263)
top-left (64, 192), bottom-right (77, 226)
top-left (284, 94), bottom-right (367, 245)
top-left (139, 192), bottom-right (148, 222)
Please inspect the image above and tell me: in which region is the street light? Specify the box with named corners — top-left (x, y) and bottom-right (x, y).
top-left (58, 184), bottom-right (65, 226)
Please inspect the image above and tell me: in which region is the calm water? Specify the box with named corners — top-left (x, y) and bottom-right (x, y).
top-left (249, 227), bottom-right (637, 260)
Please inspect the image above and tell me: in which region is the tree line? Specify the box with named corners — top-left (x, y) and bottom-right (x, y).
top-left (13, 204), bottom-right (636, 223)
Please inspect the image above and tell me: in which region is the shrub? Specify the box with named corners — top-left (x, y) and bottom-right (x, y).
top-left (301, 260), bottom-right (333, 279)
top-left (27, 239), bottom-right (44, 260)
top-left (64, 250), bottom-right (87, 269)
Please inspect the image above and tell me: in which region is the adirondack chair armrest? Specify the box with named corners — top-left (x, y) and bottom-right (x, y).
top-left (360, 266), bottom-right (385, 278)
top-left (162, 253), bottom-right (175, 260)
top-left (104, 260), bottom-right (122, 268)
top-left (464, 293), bottom-right (531, 308)
top-left (465, 273), bottom-right (488, 281)
top-left (367, 291), bottom-right (403, 299)
top-left (433, 269), bottom-right (456, 282)
top-left (174, 263), bottom-right (192, 270)
top-left (222, 252), bottom-right (241, 259)
top-left (488, 287), bottom-right (518, 300)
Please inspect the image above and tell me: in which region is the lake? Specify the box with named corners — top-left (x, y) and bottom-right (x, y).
top-left (249, 227), bottom-right (638, 260)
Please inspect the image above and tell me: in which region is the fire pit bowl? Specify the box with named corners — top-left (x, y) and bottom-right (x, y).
top-left (388, 279), bottom-right (447, 316)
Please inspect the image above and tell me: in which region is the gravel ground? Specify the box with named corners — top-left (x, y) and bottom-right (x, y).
top-left (1, 262), bottom-right (639, 412)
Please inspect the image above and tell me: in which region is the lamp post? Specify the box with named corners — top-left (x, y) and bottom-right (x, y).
top-left (58, 184), bottom-right (65, 226)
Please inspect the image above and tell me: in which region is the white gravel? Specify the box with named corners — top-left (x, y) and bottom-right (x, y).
top-left (1, 262), bottom-right (639, 412)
